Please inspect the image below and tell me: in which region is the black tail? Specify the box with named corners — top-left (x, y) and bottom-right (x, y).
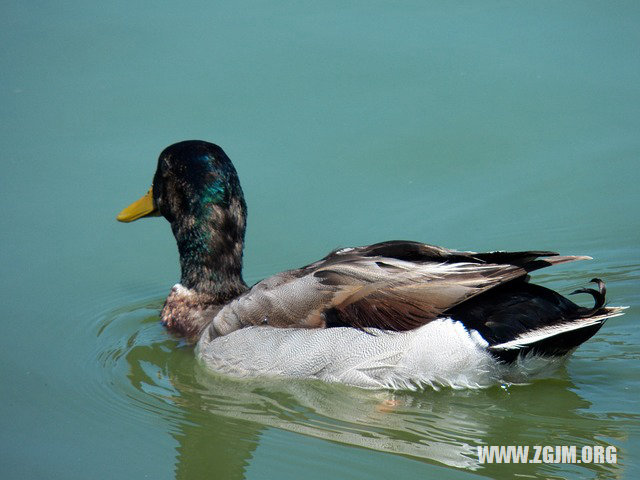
top-left (449, 278), bottom-right (624, 363)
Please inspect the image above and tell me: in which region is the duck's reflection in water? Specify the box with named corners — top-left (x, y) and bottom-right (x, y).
top-left (171, 361), bottom-right (623, 478)
top-left (106, 309), bottom-right (624, 479)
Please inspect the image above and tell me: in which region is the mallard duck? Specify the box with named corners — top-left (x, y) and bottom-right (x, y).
top-left (117, 140), bottom-right (624, 389)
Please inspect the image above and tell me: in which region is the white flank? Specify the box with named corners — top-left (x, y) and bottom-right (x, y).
top-left (198, 318), bottom-right (522, 390)
top-left (197, 308), bottom-right (627, 390)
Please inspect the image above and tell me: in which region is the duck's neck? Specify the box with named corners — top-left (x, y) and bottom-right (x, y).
top-left (174, 196), bottom-right (248, 300)
top-left (176, 234), bottom-right (247, 299)
top-left (162, 196), bottom-right (249, 341)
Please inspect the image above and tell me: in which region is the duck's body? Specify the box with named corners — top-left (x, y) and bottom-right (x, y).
top-left (196, 240), bottom-right (622, 389)
top-left (118, 140), bottom-right (624, 389)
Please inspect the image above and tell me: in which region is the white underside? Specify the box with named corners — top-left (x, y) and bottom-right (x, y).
top-left (196, 318), bottom-right (564, 390)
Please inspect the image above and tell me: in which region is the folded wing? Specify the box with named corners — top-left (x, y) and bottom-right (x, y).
top-left (210, 241), bottom-right (590, 335)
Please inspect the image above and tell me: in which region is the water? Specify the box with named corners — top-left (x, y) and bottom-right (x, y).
top-left (1, 1), bottom-right (639, 478)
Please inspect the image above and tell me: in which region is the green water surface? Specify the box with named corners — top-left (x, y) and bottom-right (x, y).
top-left (1, 1), bottom-right (639, 479)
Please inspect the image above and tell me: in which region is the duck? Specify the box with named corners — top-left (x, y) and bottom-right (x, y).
top-left (117, 140), bottom-right (625, 389)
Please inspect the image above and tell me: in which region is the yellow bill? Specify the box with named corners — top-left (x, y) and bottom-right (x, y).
top-left (117, 187), bottom-right (159, 222)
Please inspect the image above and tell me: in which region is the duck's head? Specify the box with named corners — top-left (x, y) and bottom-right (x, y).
top-left (117, 141), bottom-right (248, 338)
top-left (119, 141), bottom-right (243, 221)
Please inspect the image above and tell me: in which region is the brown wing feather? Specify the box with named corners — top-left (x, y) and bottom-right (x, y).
top-left (311, 240), bottom-right (561, 271)
top-left (315, 262), bottom-right (521, 330)
top-left (211, 241), bottom-right (590, 336)
top-left (312, 250), bottom-right (591, 331)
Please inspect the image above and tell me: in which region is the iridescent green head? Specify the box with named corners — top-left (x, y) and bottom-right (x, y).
top-left (118, 140), bottom-right (248, 297)
top-left (150, 141), bottom-right (246, 224)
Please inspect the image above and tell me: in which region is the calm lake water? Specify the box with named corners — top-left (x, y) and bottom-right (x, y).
top-left (1, 1), bottom-right (639, 478)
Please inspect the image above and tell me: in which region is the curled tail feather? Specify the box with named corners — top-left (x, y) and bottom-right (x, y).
top-left (570, 278), bottom-right (606, 312)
